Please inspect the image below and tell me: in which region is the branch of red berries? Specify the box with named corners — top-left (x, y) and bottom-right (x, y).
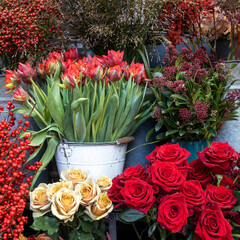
top-left (0, 102), bottom-right (42, 240)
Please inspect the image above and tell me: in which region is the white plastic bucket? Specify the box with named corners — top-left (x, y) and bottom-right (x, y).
top-left (55, 139), bottom-right (131, 180)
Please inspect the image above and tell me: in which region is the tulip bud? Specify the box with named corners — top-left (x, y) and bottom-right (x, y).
top-left (44, 58), bottom-right (61, 76)
top-left (17, 62), bottom-right (37, 84)
top-left (13, 88), bottom-right (30, 104)
top-left (37, 61), bottom-right (46, 79)
top-left (102, 50), bottom-right (124, 67)
top-left (4, 70), bottom-right (21, 93)
top-left (64, 47), bottom-right (81, 61)
top-left (108, 65), bottom-right (123, 82)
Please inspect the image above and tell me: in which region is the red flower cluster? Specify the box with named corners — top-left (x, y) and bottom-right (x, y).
top-left (161, 0), bottom-right (214, 46)
top-left (0, 102), bottom-right (41, 240)
top-left (0, 0), bottom-right (62, 68)
top-left (109, 142), bottom-right (240, 239)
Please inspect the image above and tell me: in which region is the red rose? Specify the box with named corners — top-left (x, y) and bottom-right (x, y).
top-left (120, 178), bottom-right (155, 214)
top-left (197, 142), bottom-right (239, 174)
top-left (180, 180), bottom-right (206, 210)
top-left (158, 193), bottom-right (189, 233)
top-left (187, 159), bottom-right (213, 189)
top-left (108, 177), bottom-right (125, 208)
top-left (122, 164), bottom-right (148, 180)
top-left (206, 185), bottom-right (237, 214)
top-left (149, 161), bottom-right (185, 192)
top-left (195, 203), bottom-right (233, 240)
top-left (146, 143), bottom-right (191, 168)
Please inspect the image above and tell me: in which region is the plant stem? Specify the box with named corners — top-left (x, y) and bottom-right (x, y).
top-left (233, 172), bottom-right (240, 185)
top-left (132, 223), bottom-right (141, 240)
top-left (26, 101), bottom-right (48, 126)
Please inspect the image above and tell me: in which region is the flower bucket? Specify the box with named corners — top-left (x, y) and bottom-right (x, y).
top-left (177, 140), bottom-right (209, 163)
top-left (55, 137), bottom-right (134, 180)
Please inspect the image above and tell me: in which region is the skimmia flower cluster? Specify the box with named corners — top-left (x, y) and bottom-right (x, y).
top-left (110, 142), bottom-right (240, 239)
top-left (0, 102), bottom-right (41, 240)
top-left (0, 0), bottom-right (62, 69)
top-left (150, 46), bottom-right (240, 141)
top-left (30, 168), bottom-right (113, 239)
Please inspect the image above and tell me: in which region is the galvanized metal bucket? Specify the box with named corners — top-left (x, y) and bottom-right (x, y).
top-left (55, 137), bottom-right (134, 180)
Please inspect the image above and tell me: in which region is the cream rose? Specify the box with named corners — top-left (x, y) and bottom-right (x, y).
top-left (47, 181), bottom-right (73, 201)
top-left (85, 192), bottom-right (113, 220)
top-left (61, 168), bottom-right (89, 185)
top-left (30, 183), bottom-right (51, 217)
top-left (51, 188), bottom-right (81, 222)
top-left (96, 176), bottom-right (112, 192)
top-left (75, 178), bottom-right (100, 206)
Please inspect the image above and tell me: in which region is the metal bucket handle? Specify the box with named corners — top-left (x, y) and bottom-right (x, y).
top-left (116, 136), bottom-right (134, 145)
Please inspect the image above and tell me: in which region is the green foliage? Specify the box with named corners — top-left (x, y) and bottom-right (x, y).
top-left (32, 209), bottom-right (107, 240)
top-left (119, 208), bottom-right (146, 223)
top-left (148, 48), bottom-right (240, 142)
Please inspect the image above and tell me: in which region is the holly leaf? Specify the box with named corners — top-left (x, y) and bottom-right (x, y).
top-left (31, 216), bottom-right (59, 236)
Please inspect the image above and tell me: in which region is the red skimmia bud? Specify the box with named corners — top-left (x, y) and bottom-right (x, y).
top-left (64, 47), bottom-right (81, 61)
top-left (13, 88), bottom-right (29, 104)
top-left (108, 65), bottom-right (123, 82)
top-left (17, 62), bottom-right (37, 84)
top-left (4, 70), bottom-right (21, 93)
top-left (102, 50), bottom-right (124, 67)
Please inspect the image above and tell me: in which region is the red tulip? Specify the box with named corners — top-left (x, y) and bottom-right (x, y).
top-left (64, 47), bottom-right (80, 61)
top-left (13, 88), bottom-right (29, 104)
top-left (37, 61), bottom-right (46, 79)
top-left (4, 70), bottom-right (21, 93)
top-left (44, 58), bottom-right (61, 75)
top-left (84, 65), bottom-right (105, 82)
top-left (61, 72), bottom-right (77, 89)
top-left (17, 62), bottom-right (37, 84)
top-left (102, 50), bottom-right (124, 67)
top-left (61, 59), bottom-right (74, 72)
top-left (48, 51), bottom-right (63, 61)
top-left (107, 65), bottom-right (123, 82)
top-left (124, 62), bottom-right (148, 83)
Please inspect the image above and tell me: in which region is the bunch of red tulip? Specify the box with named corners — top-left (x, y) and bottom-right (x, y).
top-left (0, 102), bottom-right (41, 240)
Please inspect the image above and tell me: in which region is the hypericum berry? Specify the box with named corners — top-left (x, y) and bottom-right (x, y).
top-left (0, 103), bottom-right (39, 240)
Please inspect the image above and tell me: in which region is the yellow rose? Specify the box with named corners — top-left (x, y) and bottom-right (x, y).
top-left (51, 188), bottom-right (81, 222)
top-left (96, 176), bottom-right (112, 192)
top-left (85, 193), bottom-right (113, 220)
top-left (47, 181), bottom-right (73, 201)
top-left (30, 183), bottom-right (51, 217)
top-left (61, 168), bottom-right (89, 185)
top-left (75, 178), bottom-right (100, 206)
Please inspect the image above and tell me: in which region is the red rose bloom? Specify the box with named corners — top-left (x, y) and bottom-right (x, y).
top-left (187, 159), bottom-right (213, 189)
top-left (180, 180), bottom-right (206, 210)
top-left (149, 161), bottom-right (185, 192)
top-left (197, 142), bottom-right (239, 174)
top-left (195, 203), bottom-right (233, 240)
top-left (122, 164), bottom-right (148, 180)
top-left (120, 178), bottom-right (155, 214)
top-left (146, 143), bottom-right (191, 168)
top-left (158, 193), bottom-right (189, 233)
top-left (108, 177), bottom-right (125, 208)
top-left (206, 185), bottom-right (237, 214)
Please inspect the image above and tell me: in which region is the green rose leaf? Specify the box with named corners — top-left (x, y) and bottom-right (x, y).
top-left (148, 222), bottom-right (158, 238)
top-left (31, 216), bottom-right (59, 236)
top-left (119, 208), bottom-right (146, 223)
top-left (69, 230), bottom-right (94, 240)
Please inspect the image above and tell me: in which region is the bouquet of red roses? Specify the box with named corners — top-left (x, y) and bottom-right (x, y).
top-left (108, 142), bottom-right (240, 240)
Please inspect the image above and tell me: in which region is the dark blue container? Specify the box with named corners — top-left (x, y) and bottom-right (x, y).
top-left (177, 141), bottom-right (209, 163)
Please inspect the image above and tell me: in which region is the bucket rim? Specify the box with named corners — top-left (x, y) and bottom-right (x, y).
top-left (59, 139), bottom-right (125, 146)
